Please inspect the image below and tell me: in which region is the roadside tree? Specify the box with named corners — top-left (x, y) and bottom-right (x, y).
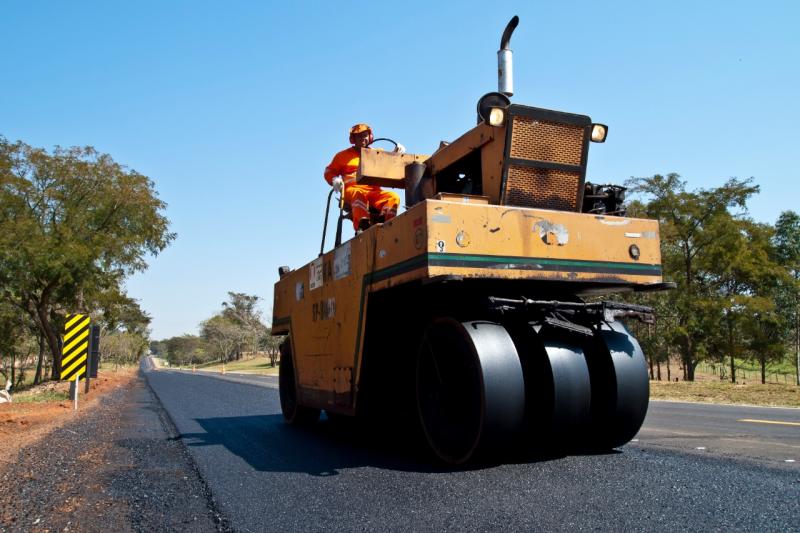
top-left (773, 210), bottom-right (800, 385)
top-left (0, 138), bottom-right (174, 378)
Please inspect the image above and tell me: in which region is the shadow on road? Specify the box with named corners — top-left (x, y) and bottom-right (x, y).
top-left (179, 414), bottom-right (589, 476)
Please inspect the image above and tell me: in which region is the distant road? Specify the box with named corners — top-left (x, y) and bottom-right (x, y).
top-left (146, 365), bottom-right (799, 532)
top-left (638, 400), bottom-right (799, 465)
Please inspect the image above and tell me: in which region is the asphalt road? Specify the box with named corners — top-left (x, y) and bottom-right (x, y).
top-left (145, 367), bottom-right (800, 532)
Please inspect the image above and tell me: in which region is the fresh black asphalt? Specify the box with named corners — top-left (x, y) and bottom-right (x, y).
top-left (145, 368), bottom-right (800, 532)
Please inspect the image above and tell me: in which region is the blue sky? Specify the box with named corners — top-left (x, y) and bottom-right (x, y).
top-left (2, 1), bottom-right (798, 339)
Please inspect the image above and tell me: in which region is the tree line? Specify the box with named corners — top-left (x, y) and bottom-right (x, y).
top-left (625, 174), bottom-right (800, 385)
top-left (0, 137), bottom-right (173, 388)
top-left (151, 292), bottom-right (282, 368)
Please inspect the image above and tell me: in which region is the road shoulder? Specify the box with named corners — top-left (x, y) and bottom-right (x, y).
top-left (0, 372), bottom-right (228, 532)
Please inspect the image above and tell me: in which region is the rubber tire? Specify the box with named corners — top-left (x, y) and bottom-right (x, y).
top-left (416, 319), bottom-right (525, 465)
top-left (279, 339), bottom-right (320, 425)
top-left (508, 323), bottom-right (592, 446)
top-left (585, 321), bottom-right (649, 449)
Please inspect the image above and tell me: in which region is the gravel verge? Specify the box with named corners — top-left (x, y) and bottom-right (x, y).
top-left (0, 372), bottom-right (230, 532)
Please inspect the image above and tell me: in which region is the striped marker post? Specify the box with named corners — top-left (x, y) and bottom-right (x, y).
top-left (62, 314), bottom-right (90, 409)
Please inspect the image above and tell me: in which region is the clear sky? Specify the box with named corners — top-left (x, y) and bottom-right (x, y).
top-left (2, 1), bottom-right (798, 339)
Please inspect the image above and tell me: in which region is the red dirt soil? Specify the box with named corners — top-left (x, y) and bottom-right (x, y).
top-left (0, 369), bottom-right (137, 461)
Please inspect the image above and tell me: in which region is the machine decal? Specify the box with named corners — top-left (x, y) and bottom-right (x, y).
top-left (431, 214), bottom-right (452, 223)
top-left (436, 240), bottom-right (446, 253)
top-left (456, 231), bottom-right (470, 247)
top-left (334, 242), bottom-right (351, 280)
top-left (534, 220), bottom-right (569, 246)
top-left (295, 281), bottom-right (305, 301)
top-left (312, 298), bottom-right (336, 321)
top-left (310, 257), bottom-right (323, 290)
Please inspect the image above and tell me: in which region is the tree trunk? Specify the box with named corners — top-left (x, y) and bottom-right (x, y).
top-left (649, 355), bottom-right (654, 380)
top-left (681, 336), bottom-right (694, 381)
top-left (656, 360), bottom-right (661, 381)
top-left (34, 334), bottom-right (45, 385)
top-left (36, 306), bottom-right (61, 380)
top-left (667, 358), bottom-right (671, 382)
top-left (10, 351), bottom-right (15, 389)
top-left (730, 354), bottom-right (736, 384)
top-left (761, 357), bottom-right (766, 385)
top-left (687, 361), bottom-right (695, 381)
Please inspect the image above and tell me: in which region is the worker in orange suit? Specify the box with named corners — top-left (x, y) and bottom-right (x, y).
top-left (324, 123), bottom-right (401, 231)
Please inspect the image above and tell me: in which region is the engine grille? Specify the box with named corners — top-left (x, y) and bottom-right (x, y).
top-left (503, 113), bottom-right (587, 211)
top-left (505, 165), bottom-right (581, 211)
top-left (509, 116), bottom-right (584, 166)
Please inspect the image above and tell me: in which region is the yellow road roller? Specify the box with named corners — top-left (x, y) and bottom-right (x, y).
top-left (272, 16), bottom-right (671, 464)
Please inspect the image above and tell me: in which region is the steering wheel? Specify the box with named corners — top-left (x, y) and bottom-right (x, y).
top-left (368, 137), bottom-right (399, 151)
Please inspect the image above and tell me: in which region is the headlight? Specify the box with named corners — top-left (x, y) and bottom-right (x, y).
top-left (476, 92), bottom-right (510, 125)
top-left (488, 107), bottom-right (505, 126)
top-left (590, 123), bottom-right (608, 143)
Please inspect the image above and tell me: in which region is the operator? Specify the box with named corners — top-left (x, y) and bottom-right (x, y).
top-left (324, 123), bottom-right (401, 232)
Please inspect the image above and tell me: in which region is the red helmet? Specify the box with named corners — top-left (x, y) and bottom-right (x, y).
top-left (349, 123), bottom-right (374, 145)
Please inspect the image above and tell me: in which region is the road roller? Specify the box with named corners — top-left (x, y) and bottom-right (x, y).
top-left (272, 16), bottom-right (672, 464)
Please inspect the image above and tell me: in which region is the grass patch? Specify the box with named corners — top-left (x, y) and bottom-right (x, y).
top-left (13, 389), bottom-right (70, 403)
top-left (192, 357), bottom-right (279, 376)
top-left (650, 380), bottom-right (800, 408)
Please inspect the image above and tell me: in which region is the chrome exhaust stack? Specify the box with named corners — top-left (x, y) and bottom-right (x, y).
top-left (498, 16), bottom-right (519, 97)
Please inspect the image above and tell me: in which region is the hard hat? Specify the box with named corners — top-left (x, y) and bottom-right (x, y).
top-left (349, 123), bottom-right (374, 145)
top-left (350, 123), bottom-right (372, 135)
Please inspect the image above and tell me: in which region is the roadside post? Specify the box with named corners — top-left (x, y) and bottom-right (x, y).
top-left (61, 313), bottom-right (90, 410)
top-left (85, 325), bottom-right (101, 394)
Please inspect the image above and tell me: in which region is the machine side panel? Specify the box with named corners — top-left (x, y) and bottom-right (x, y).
top-left (271, 230), bottom-right (378, 412)
top-left (424, 200), bottom-right (662, 284)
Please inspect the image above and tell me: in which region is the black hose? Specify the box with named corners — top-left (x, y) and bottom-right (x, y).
top-left (320, 188), bottom-right (335, 256)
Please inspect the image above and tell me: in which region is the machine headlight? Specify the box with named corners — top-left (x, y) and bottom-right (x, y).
top-left (590, 123), bottom-right (608, 143)
top-left (488, 107), bottom-right (505, 126)
top-left (477, 92), bottom-right (511, 126)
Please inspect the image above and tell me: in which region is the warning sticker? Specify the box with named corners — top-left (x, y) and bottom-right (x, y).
top-left (310, 257), bottom-right (323, 290)
top-left (334, 242), bottom-right (351, 280)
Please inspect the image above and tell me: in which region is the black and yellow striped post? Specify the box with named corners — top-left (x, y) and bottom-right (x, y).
top-left (61, 313), bottom-right (90, 382)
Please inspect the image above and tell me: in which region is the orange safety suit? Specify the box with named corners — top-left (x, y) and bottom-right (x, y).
top-left (324, 147), bottom-right (399, 230)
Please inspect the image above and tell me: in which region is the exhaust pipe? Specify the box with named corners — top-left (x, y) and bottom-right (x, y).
top-left (498, 16), bottom-right (519, 97)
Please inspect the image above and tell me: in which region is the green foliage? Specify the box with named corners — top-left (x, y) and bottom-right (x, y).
top-left (164, 335), bottom-right (208, 366)
top-left (627, 174), bottom-right (791, 383)
top-left (159, 292), bottom-right (283, 367)
top-left (0, 135), bottom-right (173, 378)
top-left (773, 210), bottom-right (800, 384)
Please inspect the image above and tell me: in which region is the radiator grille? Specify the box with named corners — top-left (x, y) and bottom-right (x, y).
top-left (504, 165), bottom-right (580, 211)
top-left (509, 116), bottom-right (584, 165)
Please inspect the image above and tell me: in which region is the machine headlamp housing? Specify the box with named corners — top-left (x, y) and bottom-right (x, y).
top-left (488, 107), bottom-right (505, 126)
top-left (590, 123), bottom-right (608, 143)
top-left (477, 92), bottom-right (511, 126)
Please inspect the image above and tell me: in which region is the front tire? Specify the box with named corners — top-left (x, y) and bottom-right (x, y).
top-left (279, 338), bottom-right (320, 425)
top-left (416, 318), bottom-right (525, 464)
